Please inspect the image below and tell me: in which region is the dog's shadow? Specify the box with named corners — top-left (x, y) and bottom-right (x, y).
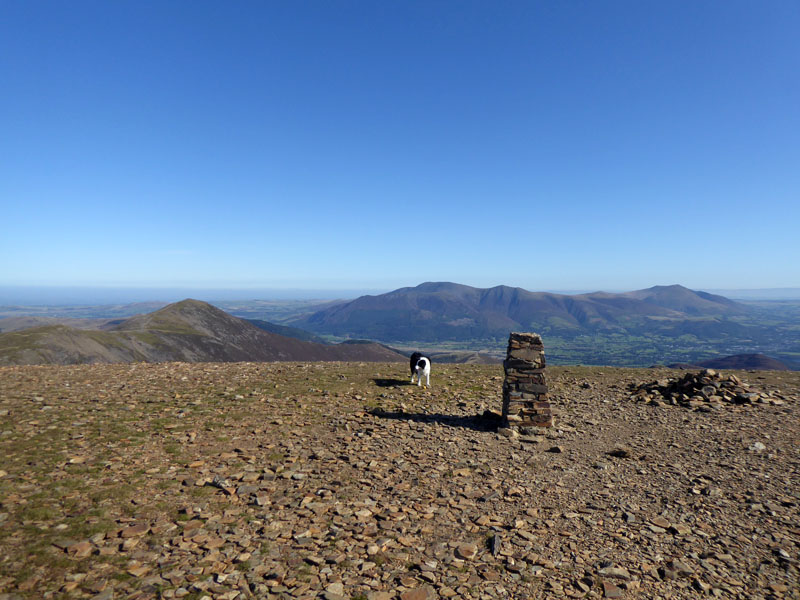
top-left (372, 378), bottom-right (413, 387)
top-left (369, 408), bottom-right (501, 432)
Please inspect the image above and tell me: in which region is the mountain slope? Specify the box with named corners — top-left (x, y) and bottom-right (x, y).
top-left (0, 316), bottom-right (120, 332)
top-left (245, 319), bottom-right (327, 344)
top-left (697, 354), bottom-right (791, 371)
top-left (292, 282), bottom-right (748, 341)
top-left (0, 299), bottom-right (406, 366)
top-left (621, 284), bottom-right (747, 315)
top-left (669, 354), bottom-right (791, 371)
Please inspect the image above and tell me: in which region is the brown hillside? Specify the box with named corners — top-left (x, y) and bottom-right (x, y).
top-left (0, 316), bottom-right (119, 333)
top-left (0, 299), bottom-right (405, 365)
top-left (698, 353), bottom-right (791, 371)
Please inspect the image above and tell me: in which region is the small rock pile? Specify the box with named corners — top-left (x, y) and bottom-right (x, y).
top-left (502, 332), bottom-right (553, 427)
top-left (632, 368), bottom-right (786, 408)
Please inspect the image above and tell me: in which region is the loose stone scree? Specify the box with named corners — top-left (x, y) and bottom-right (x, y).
top-left (502, 332), bottom-right (554, 428)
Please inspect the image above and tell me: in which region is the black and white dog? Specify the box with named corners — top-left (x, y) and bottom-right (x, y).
top-left (410, 352), bottom-right (431, 387)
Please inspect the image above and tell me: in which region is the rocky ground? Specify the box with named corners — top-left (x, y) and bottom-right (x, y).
top-left (0, 362), bottom-right (798, 600)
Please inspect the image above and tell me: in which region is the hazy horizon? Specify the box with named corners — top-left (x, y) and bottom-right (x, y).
top-left (3, 282), bottom-right (800, 306)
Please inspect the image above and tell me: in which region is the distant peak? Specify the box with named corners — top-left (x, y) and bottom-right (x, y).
top-left (413, 282), bottom-right (473, 293)
top-left (416, 281), bottom-right (460, 289)
top-left (647, 284), bottom-right (689, 291)
top-left (170, 298), bottom-right (207, 307)
top-left (157, 298), bottom-right (218, 312)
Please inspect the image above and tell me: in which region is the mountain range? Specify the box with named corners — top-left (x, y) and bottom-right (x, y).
top-left (290, 282), bottom-right (750, 341)
top-left (0, 299), bottom-right (405, 366)
top-left (1, 283), bottom-right (795, 369)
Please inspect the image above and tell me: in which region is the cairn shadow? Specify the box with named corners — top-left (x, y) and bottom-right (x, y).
top-left (369, 408), bottom-right (501, 432)
top-left (372, 378), bottom-right (413, 387)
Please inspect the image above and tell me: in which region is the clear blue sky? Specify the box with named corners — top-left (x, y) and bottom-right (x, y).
top-left (2, 1), bottom-right (798, 296)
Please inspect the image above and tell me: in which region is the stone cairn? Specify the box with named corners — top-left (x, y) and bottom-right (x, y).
top-left (632, 369), bottom-right (788, 408)
top-left (502, 332), bottom-right (553, 428)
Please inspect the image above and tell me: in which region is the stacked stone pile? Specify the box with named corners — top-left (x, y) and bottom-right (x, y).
top-left (632, 368), bottom-right (787, 407)
top-left (502, 332), bottom-right (553, 427)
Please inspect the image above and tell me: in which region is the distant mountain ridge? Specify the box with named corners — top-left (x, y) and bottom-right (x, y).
top-left (291, 282), bottom-right (750, 342)
top-left (0, 316), bottom-right (121, 333)
top-left (621, 285), bottom-right (745, 315)
top-left (669, 354), bottom-right (791, 371)
top-left (4, 284), bottom-right (792, 369)
top-left (0, 299), bottom-right (406, 366)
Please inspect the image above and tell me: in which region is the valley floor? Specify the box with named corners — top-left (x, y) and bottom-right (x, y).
top-left (0, 362), bottom-right (798, 599)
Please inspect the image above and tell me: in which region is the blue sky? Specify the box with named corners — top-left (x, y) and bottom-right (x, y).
top-left (2, 1), bottom-right (798, 297)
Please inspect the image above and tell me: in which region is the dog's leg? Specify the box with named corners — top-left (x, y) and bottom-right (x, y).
top-left (426, 372), bottom-right (430, 387)
top-left (410, 372), bottom-right (416, 384)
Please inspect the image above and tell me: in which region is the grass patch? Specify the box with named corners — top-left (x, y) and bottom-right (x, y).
top-left (19, 504), bottom-right (59, 522)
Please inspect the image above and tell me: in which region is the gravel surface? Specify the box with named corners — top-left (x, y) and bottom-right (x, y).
top-left (0, 362), bottom-right (798, 599)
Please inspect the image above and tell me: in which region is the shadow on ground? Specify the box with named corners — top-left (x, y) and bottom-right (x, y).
top-left (369, 408), bottom-right (501, 432)
top-left (372, 378), bottom-right (413, 387)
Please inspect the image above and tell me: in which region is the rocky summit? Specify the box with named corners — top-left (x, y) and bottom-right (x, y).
top-left (0, 362), bottom-right (798, 599)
